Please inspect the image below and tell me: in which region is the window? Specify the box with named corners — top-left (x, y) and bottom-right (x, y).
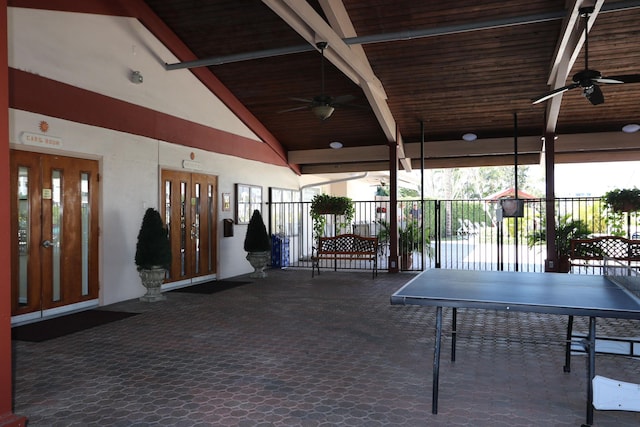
top-left (235, 184), bottom-right (262, 224)
top-left (270, 187), bottom-right (301, 236)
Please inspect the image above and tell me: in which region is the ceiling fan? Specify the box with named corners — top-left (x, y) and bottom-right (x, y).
top-left (532, 6), bottom-right (640, 105)
top-left (279, 41), bottom-right (360, 120)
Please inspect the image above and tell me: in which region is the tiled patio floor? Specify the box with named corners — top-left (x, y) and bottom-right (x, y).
top-left (12, 268), bottom-right (640, 426)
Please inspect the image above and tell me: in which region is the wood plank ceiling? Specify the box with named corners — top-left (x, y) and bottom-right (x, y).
top-left (144, 0), bottom-right (640, 174)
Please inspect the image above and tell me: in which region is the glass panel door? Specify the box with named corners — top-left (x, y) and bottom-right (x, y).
top-left (10, 151), bottom-right (100, 316)
top-left (191, 174), bottom-right (217, 278)
top-left (162, 170), bottom-right (217, 283)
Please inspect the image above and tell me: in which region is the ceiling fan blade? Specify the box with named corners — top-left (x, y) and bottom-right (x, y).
top-left (288, 97), bottom-right (313, 103)
top-left (594, 77), bottom-right (624, 84)
top-left (584, 84), bottom-right (604, 105)
top-left (601, 74), bottom-right (640, 84)
top-left (532, 83), bottom-right (579, 104)
top-left (277, 105), bottom-right (309, 114)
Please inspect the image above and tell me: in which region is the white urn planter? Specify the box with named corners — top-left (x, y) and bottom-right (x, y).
top-left (138, 266), bottom-right (167, 302)
top-left (246, 251), bottom-right (270, 278)
top-left (135, 208), bottom-right (171, 303)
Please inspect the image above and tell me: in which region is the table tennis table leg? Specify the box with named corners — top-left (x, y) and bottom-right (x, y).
top-left (432, 306), bottom-right (443, 414)
top-left (451, 307), bottom-right (457, 362)
top-left (564, 315), bottom-right (574, 373)
top-left (582, 316), bottom-right (596, 427)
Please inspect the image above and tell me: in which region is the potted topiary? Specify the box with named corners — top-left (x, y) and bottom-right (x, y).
top-left (135, 208), bottom-right (171, 302)
top-left (527, 214), bottom-right (592, 273)
top-left (603, 188), bottom-right (640, 213)
top-left (244, 209), bottom-right (271, 278)
top-left (310, 194), bottom-right (355, 242)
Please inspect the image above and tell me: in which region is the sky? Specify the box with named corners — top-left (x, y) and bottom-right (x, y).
top-left (364, 160), bottom-right (640, 199)
top-left (537, 161), bottom-right (640, 197)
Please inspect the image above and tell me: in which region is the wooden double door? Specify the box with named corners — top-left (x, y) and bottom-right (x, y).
top-left (162, 170), bottom-right (218, 283)
top-left (10, 151), bottom-right (100, 319)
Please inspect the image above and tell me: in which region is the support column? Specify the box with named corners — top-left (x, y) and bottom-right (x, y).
top-left (1, 2), bottom-right (27, 425)
top-left (544, 132), bottom-right (558, 272)
top-left (387, 132), bottom-right (399, 273)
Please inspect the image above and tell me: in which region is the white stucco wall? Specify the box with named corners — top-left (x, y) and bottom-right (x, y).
top-left (9, 110), bottom-right (300, 306)
top-left (7, 7), bottom-right (302, 307)
top-left (7, 7), bottom-right (260, 141)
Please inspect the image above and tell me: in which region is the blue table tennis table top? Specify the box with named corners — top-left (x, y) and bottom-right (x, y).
top-left (391, 268), bottom-right (640, 319)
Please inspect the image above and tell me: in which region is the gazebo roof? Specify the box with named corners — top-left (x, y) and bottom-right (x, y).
top-left (487, 188), bottom-right (538, 200)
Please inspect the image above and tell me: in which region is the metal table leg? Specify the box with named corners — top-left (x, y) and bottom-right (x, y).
top-left (451, 307), bottom-right (457, 362)
top-left (564, 315), bottom-right (574, 373)
top-left (582, 316), bottom-right (596, 427)
top-left (432, 306), bottom-right (443, 414)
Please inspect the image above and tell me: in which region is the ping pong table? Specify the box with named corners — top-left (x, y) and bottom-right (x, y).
top-left (391, 267), bottom-right (640, 427)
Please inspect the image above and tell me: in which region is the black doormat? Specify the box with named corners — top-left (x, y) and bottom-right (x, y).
top-left (11, 310), bottom-right (139, 342)
top-left (169, 280), bottom-right (251, 294)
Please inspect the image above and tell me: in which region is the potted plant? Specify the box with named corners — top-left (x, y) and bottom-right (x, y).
top-left (244, 209), bottom-right (271, 278)
top-left (399, 219), bottom-right (427, 270)
top-left (310, 194), bottom-right (355, 242)
top-left (377, 218), bottom-right (432, 270)
top-left (603, 188), bottom-right (640, 213)
top-left (527, 214), bottom-right (592, 273)
top-left (135, 208), bottom-right (171, 302)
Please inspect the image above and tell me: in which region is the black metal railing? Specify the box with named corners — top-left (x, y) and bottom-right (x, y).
top-left (268, 197), bottom-right (640, 274)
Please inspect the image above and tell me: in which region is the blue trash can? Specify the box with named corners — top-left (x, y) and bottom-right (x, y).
top-left (271, 235), bottom-right (290, 268)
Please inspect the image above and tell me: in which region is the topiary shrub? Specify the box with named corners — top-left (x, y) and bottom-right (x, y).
top-left (135, 208), bottom-right (171, 271)
top-left (244, 210), bottom-right (271, 252)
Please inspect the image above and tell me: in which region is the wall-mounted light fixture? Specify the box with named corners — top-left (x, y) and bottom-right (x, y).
top-left (329, 141), bottom-right (343, 149)
top-left (622, 123), bottom-right (640, 133)
top-left (131, 70), bottom-right (143, 84)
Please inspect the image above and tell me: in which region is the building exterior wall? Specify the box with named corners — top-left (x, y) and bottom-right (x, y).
top-left (7, 5), bottom-right (303, 307)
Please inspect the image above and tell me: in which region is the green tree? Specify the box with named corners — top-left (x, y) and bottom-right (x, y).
top-left (399, 187), bottom-right (419, 198)
top-left (423, 166), bottom-right (542, 200)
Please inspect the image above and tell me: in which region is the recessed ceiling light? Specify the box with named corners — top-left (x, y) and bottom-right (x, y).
top-left (622, 123), bottom-right (640, 133)
top-left (462, 133), bottom-right (477, 142)
top-left (329, 141), bottom-right (343, 149)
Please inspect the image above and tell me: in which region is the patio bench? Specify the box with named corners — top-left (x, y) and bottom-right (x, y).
top-left (570, 235), bottom-right (640, 272)
top-left (312, 234), bottom-right (378, 278)
top-left (565, 235), bottom-right (640, 378)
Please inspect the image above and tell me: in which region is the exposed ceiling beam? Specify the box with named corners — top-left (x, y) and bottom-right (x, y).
top-left (317, 0), bottom-right (411, 171)
top-left (164, 1), bottom-right (640, 71)
top-left (289, 145), bottom-right (389, 164)
top-left (543, 0), bottom-right (604, 137)
top-left (300, 147), bottom-right (640, 174)
top-left (291, 131), bottom-right (637, 165)
top-left (300, 154), bottom-right (547, 174)
top-left (263, 0), bottom-right (411, 171)
top-left (556, 150), bottom-right (640, 163)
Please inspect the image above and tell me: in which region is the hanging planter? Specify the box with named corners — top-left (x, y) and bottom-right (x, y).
top-left (603, 188), bottom-right (640, 213)
top-left (311, 194), bottom-right (354, 215)
top-left (310, 194), bottom-right (355, 241)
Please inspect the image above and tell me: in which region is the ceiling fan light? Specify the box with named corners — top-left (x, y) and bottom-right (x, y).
top-left (329, 141), bottom-right (343, 149)
top-left (622, 123), bottom-right (640, 133)
top-left (462, 133), bottom-right (477, 142)
top-left (312, 104), bottom-right (335, 120)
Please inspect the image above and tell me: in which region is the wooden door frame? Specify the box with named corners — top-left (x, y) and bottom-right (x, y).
top-left (10, 150), bottom-right (100, 317)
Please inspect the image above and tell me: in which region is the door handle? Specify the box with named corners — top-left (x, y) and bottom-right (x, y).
top-left (42, 240), bottom-right (54, 248)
